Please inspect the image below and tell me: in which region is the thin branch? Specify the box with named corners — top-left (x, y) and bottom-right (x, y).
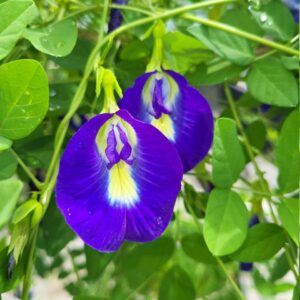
top-left (10, 149), bottom-right (43, 190)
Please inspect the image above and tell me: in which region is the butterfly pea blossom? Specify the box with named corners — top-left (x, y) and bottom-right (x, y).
top-left (119, 22), bottom-right (214, 172)
top-left (56, 70), bottom-right (183, 252)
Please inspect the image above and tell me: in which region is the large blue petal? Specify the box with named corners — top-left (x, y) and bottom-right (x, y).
top-left (119, 70), bottom-right (214, 172)
top-left (166, 70), bottom-right (214, 172)
top-left (56, 114), bottom-right (126, 252)
top-left (118, 73), bottom-right (153, 123)
top-left (117, 110), bottom-right (182, 242)
top-left (56, 110), bottom-right (183, 252)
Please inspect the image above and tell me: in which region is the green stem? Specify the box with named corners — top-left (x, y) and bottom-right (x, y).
top-left (224, 84), bottom-right (277, 221)
top-left (224, 84), bottom-right (299, 281)
top-left (99, 0), bottom-right (110, 41)
top-left (283, 244), bottom-right (298, 280)
top-left (69, 249), bottom-right (84, 289)
top-left (124, 273), bottom-right (156, 300)
top-left (22, 228), bottom-right (38, 300)
top-left (10, 149), bottom-right (43, 190)
top-left (183, 15), bottom-right (299, 56)
top-left (63, 1), bottom-right (298, 57)
top-left (216, 257), bottom-right (245, 300)
top-left (183, 197), bottom-right (245, 300)
top-left (254, 34), bottom-right (299, 61)
top-left (232, 186), bottom-right (279, 199)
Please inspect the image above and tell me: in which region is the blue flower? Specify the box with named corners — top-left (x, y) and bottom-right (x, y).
top-left (56, 109), bottom-right (183, 252)
top-left (108, 0), bottom-right (129, 33)
top-left (119, 69), bottom-right (214, 172)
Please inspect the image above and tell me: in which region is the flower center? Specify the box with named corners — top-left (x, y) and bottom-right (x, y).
top-left (142, 72), bottom-right (179, 141)
top-left (97, 115), bottom-right (137, 170)
top-left (142, 72), bottom-right (179, 119)
top-left (105, 123), bottom-right (133, 169)
top-left (96, 115), bottom-right (139, 208)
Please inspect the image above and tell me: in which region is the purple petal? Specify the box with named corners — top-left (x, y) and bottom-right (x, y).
top-left (117, 124), bottom-right (132, 162)
top-left (118, 72), bottom-right (154, 123)
top-left (119, 70), bottom-right (214, 172)
top-left (56, 110), bottom-right (183, 251)
top-left (105, 125), bottom-right (121, 169)
top-left (56, 114), bottom-right (126, 252)
top-left (116, 110), bottom-right (183, 242)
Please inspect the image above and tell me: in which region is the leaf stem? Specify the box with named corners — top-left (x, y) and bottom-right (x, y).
top-left (183, 15), bottom-right (299, 56)
top-left (10, 149), bottom-right (43, 190)
top-left (254, 34), bottom-right (299, 61)
top-left (69, 249), bottom-right (84, 289)
top-left (183, 197), bottom-right (245, 300)
top-left (224, 84), bottom-right (277, 220)
top-left (216, 257), bottom-right (246, 300)
top-left (22, 228), bottom-right (38, 300)
top-left (99, 0), bottom-right (110, 41)
top-left (224, 84), bottom-right (299, 281)
top-left (63, 1), bottom-right (299, 57)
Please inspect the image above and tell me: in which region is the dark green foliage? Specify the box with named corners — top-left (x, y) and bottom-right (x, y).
top-left (0, 0), bottom-right (298, 299)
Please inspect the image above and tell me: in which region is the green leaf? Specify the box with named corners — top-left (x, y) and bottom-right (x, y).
top-left (115, 59), bottom-right (147, 90)
top-left (52, 38), bottom-right (93, 71)
top-left (0, 0), bottom-right (37, 59)
top-left (0, 59), bottom-right (49, 140)
top-left (12, 199), bottom-right (38, 224)
top-left (0, 150), bottom-right (17, 180)
top-left (182, 182), bottom-right (207, 218)
top-left (8, 217), bottom-right (30, 262)
top-left (247, 58), bottom-right (298, 107)
top-left (39, 200), bottom-right (75, 256)
top-left (203, 189), bottom-right (248, 256)
top-left (281, 56), bottom-right (299, 70)
top-left (0, 136), bottom-right (12, 151)
top-left (74, 297), bottom-right (109, 300)
top-left (14, 131), bottom-right (54, 169)
top-left (253, 268), bottom-right (294, 296)
top-left (186, 61), bottom-right (243, 86)
top-left (181, 233), bottom-right (216, 264)
top-left (278, 198), bottom-right (299, 246)
top-left (23, 19), bottom-right (78, 57)
top-left (231, 223), bottom-right (286, 262)
top-left (250, 0), bottom-right (295, 41)
top-left (163, 31), bottom-right (212, 73)
top-left (293, 284), bottom-right (299, 300)
top-left (0, 178), bottom-right (23, 228)
top-left (270, 253), bottom-right (290, 282)
top-left (30, 201), bottom-right (43, 227)
top-left (84, 245), bottom-right (114, 280)
top-left (119, 38), bottom-right (150, 61)
top-left (159, 266), bottom-right (196, 300)
top-left (188, 25), bottom-right (254, 66)
top-left (187, 9), bottom-right (260, 66)
top-left (0, 247), bottom-right (24, 293)
top-left (118, 237), bottom-right (174, 289)
top-left (276, 110), bottom-right (299, 192)
top-left (49, 83), bottom-right (77, 116)
top-left (212, 118), bottom-right (246, 188)
top-left (245, 119), bottom-right (266, 152)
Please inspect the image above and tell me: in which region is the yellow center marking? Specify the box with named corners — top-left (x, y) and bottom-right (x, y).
top-left (108, 160), bottom-right (138, 207)
top-left (151, 113), bottom-right (175, 141)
